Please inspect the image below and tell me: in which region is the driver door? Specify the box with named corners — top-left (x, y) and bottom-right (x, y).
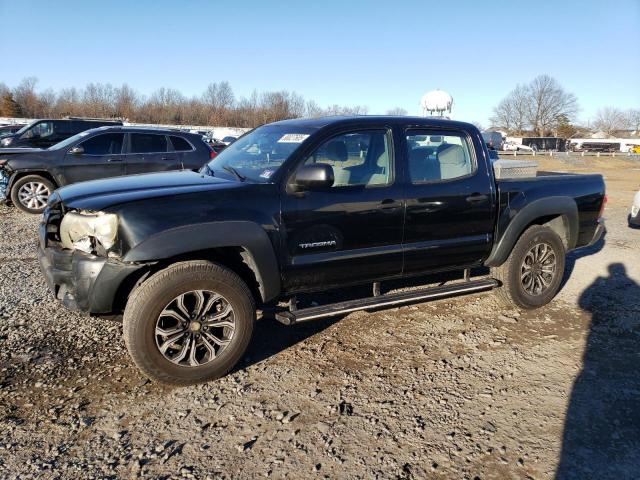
top-left (62, 132), bottom-right (125, 184)
top-left (280, 128), bottom-right (404, 293)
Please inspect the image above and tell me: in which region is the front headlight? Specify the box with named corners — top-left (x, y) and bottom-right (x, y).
top-left (59, 211), bottom-right (118, 255)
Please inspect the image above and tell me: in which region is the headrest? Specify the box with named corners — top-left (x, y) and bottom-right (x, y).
top-left (409, 146), bottom-right (435, 161)
top-left (325, 140), bottom-right (348, 162)
top-left (437, 143), bottom-right (465, 165)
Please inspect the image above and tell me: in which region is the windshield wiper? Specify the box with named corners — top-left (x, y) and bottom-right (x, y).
top-left (223, 165), bottom-right (246, 182)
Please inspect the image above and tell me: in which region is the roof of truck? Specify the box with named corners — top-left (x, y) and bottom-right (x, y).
top-left (270, 115), bottom-right (476, 130)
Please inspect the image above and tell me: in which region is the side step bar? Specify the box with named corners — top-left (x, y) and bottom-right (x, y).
top-left (275, 278), bottom-right (498, 325)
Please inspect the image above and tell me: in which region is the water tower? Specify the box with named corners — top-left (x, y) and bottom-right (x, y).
top-left (420, 90), bottom-right (453, 117)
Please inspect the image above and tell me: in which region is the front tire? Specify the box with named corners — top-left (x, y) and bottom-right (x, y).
top-left (123, 261), bottom-right (255, 385)
top-left (492, 225), bottom-right (565, 309)
top-left (11, 175), bottom-right (55, 214)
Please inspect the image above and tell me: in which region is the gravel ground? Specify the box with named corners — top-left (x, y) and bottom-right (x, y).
top-left (0, 156), bottom-right (639, 479)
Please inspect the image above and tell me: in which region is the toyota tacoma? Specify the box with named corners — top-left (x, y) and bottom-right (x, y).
top-left (37, 116), bottom-right (606, 385)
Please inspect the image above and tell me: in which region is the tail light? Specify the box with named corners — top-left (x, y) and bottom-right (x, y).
top-left (209, 150), bottom-right (217, 159)
top-left (598, 194), bottom-right (607, 218)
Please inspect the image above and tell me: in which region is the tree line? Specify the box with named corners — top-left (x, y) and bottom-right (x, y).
top-left (0, 77), bottom-right (372, 128)
top-left (490, 74), bottom-right (639, 137)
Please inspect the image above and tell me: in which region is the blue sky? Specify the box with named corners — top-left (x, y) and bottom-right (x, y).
top-left (1, 0), bottom-right (638, 126)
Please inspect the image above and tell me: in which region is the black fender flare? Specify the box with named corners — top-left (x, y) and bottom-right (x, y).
top-left (484, 196), bottom-right (579, 267)
top-left (122, 221), bottom-right (281, 302)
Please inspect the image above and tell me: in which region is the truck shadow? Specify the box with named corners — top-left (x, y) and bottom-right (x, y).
top-left (235, 315), bottom-right (342, 372)
top-left (555, 263), bottom-right (640, 479)
top-left (560, 230), bottom-right (606, 292)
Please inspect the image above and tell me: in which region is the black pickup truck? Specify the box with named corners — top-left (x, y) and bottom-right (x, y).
top-left (37, 116), bottom-right (606, 384)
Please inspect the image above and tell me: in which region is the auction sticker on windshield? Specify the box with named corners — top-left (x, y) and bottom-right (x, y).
top-left (259, 169), bottom-right (275, 179)
top-left (277, 133), bottom-right (310, 143)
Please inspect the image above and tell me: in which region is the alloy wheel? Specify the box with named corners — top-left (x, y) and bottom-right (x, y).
top-left (520, 242), bottom-right (557, 295)
top-left (17, 181), bottom-right (51, 211)
top-left (155, 290), bottom-right (235, 367)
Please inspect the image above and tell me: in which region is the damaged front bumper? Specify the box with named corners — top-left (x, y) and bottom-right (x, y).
top-left (37, 222), bottom-right (144, 313)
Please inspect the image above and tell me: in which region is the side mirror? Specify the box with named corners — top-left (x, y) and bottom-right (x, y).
top-left (293, 163), bottom-right (334, 190)
top-left (69, 145), bottom-right (84, 155)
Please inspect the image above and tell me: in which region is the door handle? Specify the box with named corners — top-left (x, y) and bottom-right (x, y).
top-left (107, 157), bottom-right (123, 162)
top-left (466, 193), bottom-right (488, 204)
top-left (380, 198), bottom-right (401, 209)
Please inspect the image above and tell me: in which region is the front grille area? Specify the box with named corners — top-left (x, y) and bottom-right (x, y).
top-left (43, 202), bottom-right (64, 246)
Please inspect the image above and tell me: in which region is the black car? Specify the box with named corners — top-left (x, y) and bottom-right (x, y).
top-left (0, 118), bottom-right (122, 149)
top-left (37, 116), bottom-right (606, 385)
top-left (0, 126), bottom-right (214, 213)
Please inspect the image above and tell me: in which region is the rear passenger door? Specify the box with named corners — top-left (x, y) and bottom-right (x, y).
top-left (402, 128), bottom-right (495, 273)
top-left (125, 133), bottom-right (179, 175)
top-left (62, 132), bottom-right (126, 184)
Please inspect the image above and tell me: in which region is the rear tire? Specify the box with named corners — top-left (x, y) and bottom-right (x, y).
top-left (123, 260), bottom-right (255, 385)
top-left (11, 175), bottom-right (55, 214)
top-left (492, 225), bottom-right (565, 310)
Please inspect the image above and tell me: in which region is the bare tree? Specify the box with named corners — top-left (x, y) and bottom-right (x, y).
top-left (625, 109), bottom-right (640, 132)
top-left (114, 84), bottom-right (139, 120)
top-left (2, 76), bottom-right (376, 128)
top-left (386, 107), bottom-right (407, 115)
top-left (491, 76), bottom-right (578, 136)
top-left (593, 107), bottom-right (629, 135)
top-left (527, 75), bottom-right (578, 136)
top-left (54, 87), bottom-right (81, 117)
top-left (13, 77), bottom-right (41, 117)
top-left (490, 84), bottom-right (529, 134)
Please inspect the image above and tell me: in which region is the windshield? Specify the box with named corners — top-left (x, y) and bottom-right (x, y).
top-left (204, 125), bottom-right (315, 182)
top-left (48, 130), bottom-right (92, 150)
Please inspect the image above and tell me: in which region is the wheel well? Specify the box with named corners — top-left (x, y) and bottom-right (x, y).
top-left (11, 171), bottom-right (59, 189)
top-left (522, 214), bottom-right (570, 248)
top-left (112, 247), bottom-right (264, 313)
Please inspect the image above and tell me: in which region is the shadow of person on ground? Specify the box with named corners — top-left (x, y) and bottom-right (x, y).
top-left (556, 263), bottom-right (640, 479)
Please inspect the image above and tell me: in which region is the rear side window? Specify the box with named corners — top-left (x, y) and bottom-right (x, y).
top-left (79, 133), bottom-right (125, 155)
top-left (130, 133), bottom-right (168, 153)
top-left (169, 135), bottom-right (193, 152)
top-left (406, 131), bottom-right (475, 183)
top-left (53, 121), bottom-right (74, 135)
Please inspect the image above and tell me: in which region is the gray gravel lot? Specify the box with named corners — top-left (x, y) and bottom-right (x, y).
top-left (0, 163), bottom-right (638, 479)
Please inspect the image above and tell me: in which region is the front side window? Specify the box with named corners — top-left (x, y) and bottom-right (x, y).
top-left (130, 133), bottom-right (168, 153)
top-left (303, 130), bottom-right (392, 187)
top-left (169, 136), bottom-right (193, 152)
top-left (406, 131), bottom-right (475, 183)
top-left (79, 133), bottom-right (125, 155)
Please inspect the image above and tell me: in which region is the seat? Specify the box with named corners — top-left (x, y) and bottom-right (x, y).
top-left (323, 140), bottom-right (350, 186)
top-left (437, 144), bottom-right (470, 179)
top-left (345, 133), bottom-right (390, 186)
top-left (409, 146), bottom-right (440, 182)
